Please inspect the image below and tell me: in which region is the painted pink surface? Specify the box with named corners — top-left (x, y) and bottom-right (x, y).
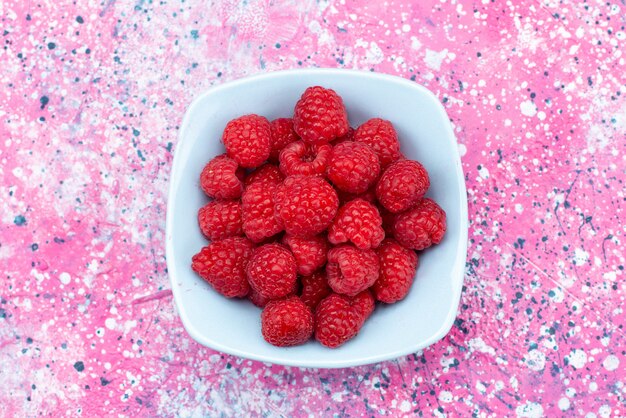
top-left (1, 0), bottom-right (624, 416)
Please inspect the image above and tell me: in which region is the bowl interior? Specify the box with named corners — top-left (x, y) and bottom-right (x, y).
top-left (166, 69), bottom-right (467, 368)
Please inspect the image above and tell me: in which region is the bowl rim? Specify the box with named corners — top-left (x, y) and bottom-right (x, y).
top-left (166, 68), bottom-right (468, 368)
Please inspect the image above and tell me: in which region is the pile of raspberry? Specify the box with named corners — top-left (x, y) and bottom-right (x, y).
top-left (191, 86), bottom-right (446, 348)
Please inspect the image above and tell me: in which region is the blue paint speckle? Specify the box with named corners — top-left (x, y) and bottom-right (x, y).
top-left (73, 361), bottom-right (85, 372)
top-left (39, 96), bottom-right (49, 110)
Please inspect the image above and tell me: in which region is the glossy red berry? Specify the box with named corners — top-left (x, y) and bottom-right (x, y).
top-left (191, 237), bottom-right (254, 298)
top-left (262, 296), bottom-right (313, 347)
top-left (326, 142), bottom-right (380, 194)
top-left (274, 175), bottom-right (339, 238)
top-left (247, 244), bottom-right (298, 300)
top-left (393, 198), bottom-right (446, 250)
top-left (200, 154), bottom-right (245, 200)
top-left (376, 159), bottom-right (430, 213)
top-left (293, 86), bottom-right (349, 144)
top-left (222, 114), bottom-right (271, 168)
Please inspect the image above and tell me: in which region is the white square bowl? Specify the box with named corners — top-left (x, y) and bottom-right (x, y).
top-left (166, 69), bottom-right (468, 368)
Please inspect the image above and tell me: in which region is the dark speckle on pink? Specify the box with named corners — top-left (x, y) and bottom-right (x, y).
top-left (1, 0), bottom-right (624, 416)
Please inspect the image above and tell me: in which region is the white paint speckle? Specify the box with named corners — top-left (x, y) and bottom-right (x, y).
top-left (525, 349), bottom-right (546, 371)
top-left (599, 405), bottom-right (611, 418)
top-left (12, 167), bottom-right (24, 179)
top-left (59, 272), bottom-right (71, 285)
top-left (424, 48), bottom-right (448, 71)
top-left (399, 400), bottom-right (411, 412)
top-left (438, 390), bottom-right (453, 403)
top-left (602, 354), bottom-right (619, 371)
top-left (566, 349), bottom-right (587, 369)
top-left (573, 248), bottom-right (589, 266)
top-left (576, 27), bottom-right (584, 38)
top-left (365, 42), bottom-right (384, 64)
top-left (601, 335), bottom-right (610, 347)
top-left (516, 402), bottom-right (544, 418)
top-left (124, 320), bottom-right (137, 331)
top-left (520, 100), bottom-right (537, 117)
top-left (469, 337), bottom-right (496, 356)
top-left (410, 36), bottom-right (422, 50)
top-left (549, 287), bottom-right (565, 302)
top-left (586, 124), bottom-right (610, 153)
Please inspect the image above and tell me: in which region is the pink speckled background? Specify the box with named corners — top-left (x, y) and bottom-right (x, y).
top-left (1, 0), bottom-right (625, 416)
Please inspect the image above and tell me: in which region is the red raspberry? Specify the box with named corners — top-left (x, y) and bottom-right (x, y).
top-left (278, 141), bottom-right (332, 177)
top-left (326, 142), bottom-right (380, 194)
top-left (293, 86), bottom-right (349, 144)
top-left (269, 118), bottom-right (298, 161)
top-left (222, 114), bottom-right (271, 168)
top-left (282, 234), bottom-right (329, 276)
top-left (314, 290), bottom-right (374, 348)
top-left (200, 154), bottom-right (245, 200)
top-left (261, 296), bottom-right (313, 347)
top-left (274, 175), bottom-right (339, 238)
top-left (351, 289), bottom-right (375, 321)
top-left (247, 243), bottom-right (297, 299)
top-left (376, 160), bottom-right (430, 213)
top-left (372, 239), bottom-right (418, 303)
top-left (198, 200), bottom-right (243, 241)
top-left (191, 237), bottom-right (254, 298)
top-left (299, 271), bottom-right (332, 310)
top-left (393, 198), bottom-right (446, 250)
top-left (331, 127), bottom-right (355, 145)
top-left (248, 286), bottom-right (272, 308)
top-left (244, 163), bottom-right (284, 188)
top-left (326, 244), bottom-right (380, 296)
top-left (241, 181), bottom-right (283, 243)
top-left (353, 118), bottom-right (400, 167)
top-left (328, 199), bottom-right (385, 250)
